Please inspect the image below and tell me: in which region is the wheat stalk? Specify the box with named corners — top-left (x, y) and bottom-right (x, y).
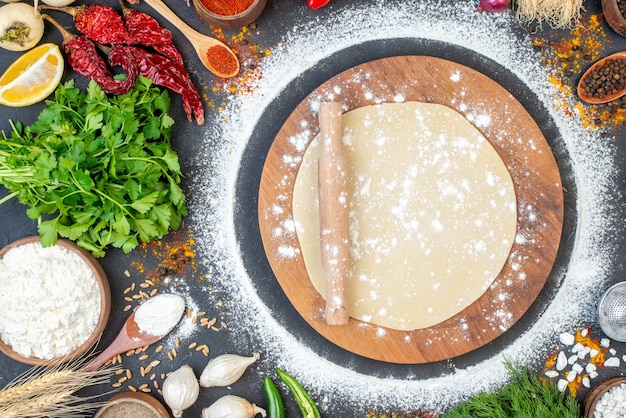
top-left (0, 354), bottom-right (117, 417)
top-left (0, 369), bottom-right (76, 404)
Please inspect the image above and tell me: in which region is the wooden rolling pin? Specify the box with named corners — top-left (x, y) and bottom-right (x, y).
top-left (317, 102), bottom-right (350, 325)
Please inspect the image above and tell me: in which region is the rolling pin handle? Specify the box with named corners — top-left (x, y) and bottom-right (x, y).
top-left (318, 101), bottom-right (350, 326)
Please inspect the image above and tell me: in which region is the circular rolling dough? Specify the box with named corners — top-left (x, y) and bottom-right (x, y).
top-left (292, 101), bottom-right (517, 331)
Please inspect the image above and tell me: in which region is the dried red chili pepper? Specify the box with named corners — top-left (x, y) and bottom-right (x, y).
top-left (307, 0), bottom-right (330, 10)
top-left (119, 0), bottom-right (183, 67)
top-left (112, 45), bottom-right (204, 125)
top-left (43, 15), bottom-right (137, 95)
top-left (67, 37), bottom-right (137, 95)
top-left (42, 4), bottom-right (132, 45)
top-left (74, 4), bottom-right (132, 44)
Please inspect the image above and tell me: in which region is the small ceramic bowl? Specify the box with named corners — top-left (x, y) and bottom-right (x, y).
top-left (94, 392), bottom-right (170, 418)
top-left (584, 376), bottom-right (626, 417)
top-left (193, 0), bottom-right (267, 29)
top-left (0, 236), bottom-right (111, 365)
top-left (602, 0), bottom-right (626, 37)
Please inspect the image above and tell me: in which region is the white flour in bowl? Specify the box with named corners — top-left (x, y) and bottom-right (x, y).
top-left (0, 242), bottom-right (101, 360)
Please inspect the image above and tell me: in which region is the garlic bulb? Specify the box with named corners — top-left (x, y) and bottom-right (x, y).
top-left (162, 365), bottom-right (200, 417)
top-left (40, 0), bottom-right (76, 6)
top-left (200, 352), bottom-right (261, 388)
top-left (202, 395), bottom-right (267, 418)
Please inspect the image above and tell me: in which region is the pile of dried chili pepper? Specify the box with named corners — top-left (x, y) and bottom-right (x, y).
top-left (41, 2), bottom-right (204, 125)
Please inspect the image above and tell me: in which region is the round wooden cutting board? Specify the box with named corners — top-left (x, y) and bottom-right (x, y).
top-left (258, 55), bottom-right (564, 364)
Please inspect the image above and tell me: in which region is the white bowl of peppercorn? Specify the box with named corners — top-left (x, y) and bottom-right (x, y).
top-left (193, 0), bottom-right (267, 29)
top-left (602, 0), bottom-right (626, 37)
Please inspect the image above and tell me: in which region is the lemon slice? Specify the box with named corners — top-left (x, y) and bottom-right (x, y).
top-left (0, 43), bottom-right (64, 107)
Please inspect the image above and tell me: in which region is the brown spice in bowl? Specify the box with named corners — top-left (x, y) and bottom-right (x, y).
top-left (95, 393), bottom-right (169, 418)
top-left (199, 0), bottom-right (253, 16)
top-left (98, 401), bottom-right (159, 418)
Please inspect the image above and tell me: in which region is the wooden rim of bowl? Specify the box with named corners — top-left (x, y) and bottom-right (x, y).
top-left (94, 392), bottom-right (170, 418)
top-left (0, 236), bottom-right (111, 366)
top-left (584, 376), bottom-right (626, 417)
top-left (602, 0), bottom-right (626, 38)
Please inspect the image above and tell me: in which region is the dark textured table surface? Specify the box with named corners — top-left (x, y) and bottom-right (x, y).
top-left (1, 0), bottom-right (626, 416)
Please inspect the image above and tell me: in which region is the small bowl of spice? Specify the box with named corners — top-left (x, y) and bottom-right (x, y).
top-left (584, 376), bottom-right (626, 417)
top-left (193, 0), bottom-right (267, 29)
top-left (95, 392), bottom-right (170, 418)
top-left (602, 0), bottom-right (626, 38)
top-left (0, 236), bottom-right (111, 365)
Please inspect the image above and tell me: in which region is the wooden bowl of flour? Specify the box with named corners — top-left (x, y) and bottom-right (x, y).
top-left (0, 236), bottom-right (110, 365)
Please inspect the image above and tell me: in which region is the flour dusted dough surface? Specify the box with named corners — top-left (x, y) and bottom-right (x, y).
top-left (292, 102), bottom-right (517, 331)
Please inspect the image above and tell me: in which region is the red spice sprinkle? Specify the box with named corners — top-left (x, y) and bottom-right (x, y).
top-left (207, 45), bottom-right (239, 75)
top-left (199, 0), bottom-right (253, 16)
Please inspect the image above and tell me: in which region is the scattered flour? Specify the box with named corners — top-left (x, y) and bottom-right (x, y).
top-left (183, 1), bottom-right (621, 414)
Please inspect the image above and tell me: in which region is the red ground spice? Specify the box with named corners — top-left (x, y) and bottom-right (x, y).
top-left (207, 45), bottom-right (239, 75)
top-left (199, 0), bottom-right (253, 16)
top-left (203, 25), bottom-right (269, 112)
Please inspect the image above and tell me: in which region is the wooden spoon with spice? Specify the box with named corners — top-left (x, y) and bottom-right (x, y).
top-left (140, 0), bottom-right (240, 78)
top-left (577, 51), bottom-right (626, 104)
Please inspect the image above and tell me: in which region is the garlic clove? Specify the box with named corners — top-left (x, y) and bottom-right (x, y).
top-left (202, 395), bottom-right (267, 418)
top-left (163, 365), bottom-right (200, 418)
top-left (200, 352), bottom-right (261, 388)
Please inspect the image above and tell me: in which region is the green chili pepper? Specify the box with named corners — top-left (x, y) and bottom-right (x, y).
top-left (263, 376), bottom-right (286, 418)
top-left (276, 368), bottom-right (321, 418)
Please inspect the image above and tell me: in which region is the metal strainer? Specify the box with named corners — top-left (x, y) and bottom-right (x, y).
top-left (598, 282), bottom-right (626, 342)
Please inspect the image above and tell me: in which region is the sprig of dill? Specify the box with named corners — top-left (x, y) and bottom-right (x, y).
top-left (442, 362), bottom-right (582, 418)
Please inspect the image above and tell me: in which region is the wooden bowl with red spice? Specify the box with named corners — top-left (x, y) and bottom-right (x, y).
top-left (193, 0), bottom-right (267, 29)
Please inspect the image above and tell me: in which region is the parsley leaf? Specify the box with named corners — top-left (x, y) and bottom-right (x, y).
top-left (0, 77), bottom-right (187, 257)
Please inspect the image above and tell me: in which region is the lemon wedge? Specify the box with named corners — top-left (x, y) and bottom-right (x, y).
top-left (0, 43), bottom-right (64, 107)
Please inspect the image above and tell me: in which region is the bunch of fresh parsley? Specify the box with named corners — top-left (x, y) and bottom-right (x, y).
top-left (0, 76), bottom-right (187, 257)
